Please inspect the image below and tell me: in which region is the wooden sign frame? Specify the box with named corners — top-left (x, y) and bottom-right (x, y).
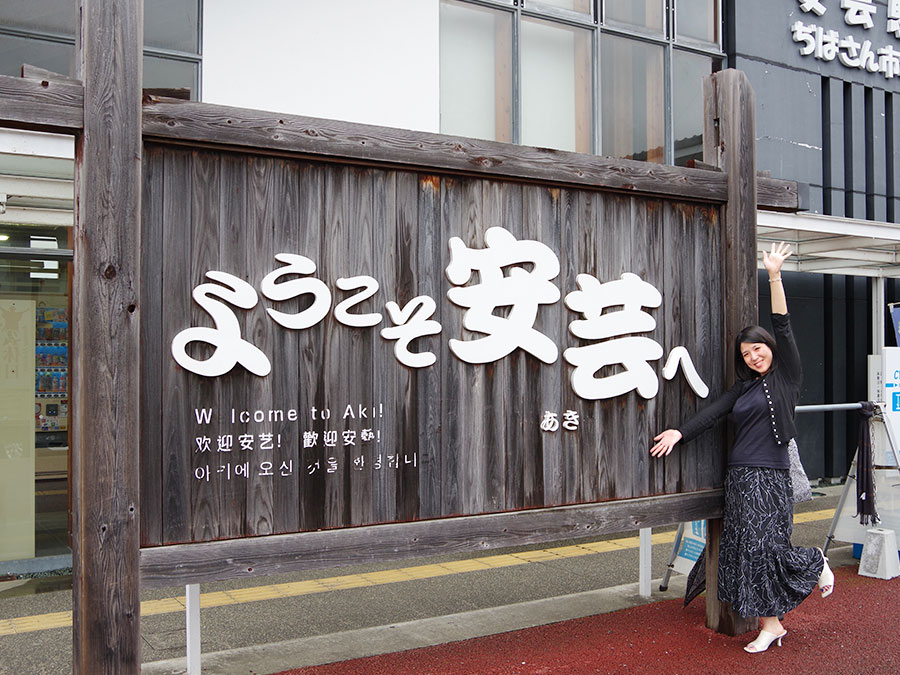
top-left (0, 0), bottom-right (797, 665)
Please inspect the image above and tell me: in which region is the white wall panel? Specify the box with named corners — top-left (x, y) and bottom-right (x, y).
top-left (203, 0), bottom-right (440, 132)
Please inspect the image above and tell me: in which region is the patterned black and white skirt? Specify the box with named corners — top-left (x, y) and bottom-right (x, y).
top-left (718, 466), bottom-right (823, 618)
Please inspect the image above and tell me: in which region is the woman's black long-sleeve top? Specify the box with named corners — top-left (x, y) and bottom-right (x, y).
top-left (676, 313), bottom-right (802, 453)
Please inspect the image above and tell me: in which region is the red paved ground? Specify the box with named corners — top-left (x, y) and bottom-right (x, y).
top-left (278, 567), bottom-right (900, 674)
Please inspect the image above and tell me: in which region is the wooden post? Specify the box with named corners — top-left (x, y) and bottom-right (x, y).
top-left (701, 69), bottom-right (759, 636)
top-left (72, 0), bottom-right (143, 672)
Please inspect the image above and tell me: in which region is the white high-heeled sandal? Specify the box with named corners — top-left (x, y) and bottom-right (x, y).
top-left (744, 629), bottom-right (787, 653)
top-left (817, 547), bottom-right (834, 598)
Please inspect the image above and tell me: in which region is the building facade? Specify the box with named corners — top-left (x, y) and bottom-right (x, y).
top-left (0, 0), bottom-right (897, 573)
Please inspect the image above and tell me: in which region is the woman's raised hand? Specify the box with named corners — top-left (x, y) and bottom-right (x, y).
top-left (763, 241), bottom-right (792, 276)
top-left (650, 429), bottom-right (683, 457)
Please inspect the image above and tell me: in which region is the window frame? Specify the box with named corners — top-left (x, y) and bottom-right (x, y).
top-left (0, 0), bottom-right (203, 97)
top-left (442, 0), bottom-right (724, 164)
top-left (599, 0), bottom-right (723, 163)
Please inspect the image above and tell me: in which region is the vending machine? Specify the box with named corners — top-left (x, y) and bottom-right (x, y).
top-left (34, 306), bottom-right (69, 478)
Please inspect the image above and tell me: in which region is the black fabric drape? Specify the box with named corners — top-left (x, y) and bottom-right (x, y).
top-left (854, 402), bottom-right (879, 526)
top-left (684, 551), bottom-right (706, 607)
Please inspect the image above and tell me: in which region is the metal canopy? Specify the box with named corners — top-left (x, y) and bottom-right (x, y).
top-left (757, 210), bottom-right (900, 278)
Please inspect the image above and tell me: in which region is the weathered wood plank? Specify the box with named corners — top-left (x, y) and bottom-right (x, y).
top-left (269, 158), bottom-right (302, 535)
top-left (72, 0), bottom-right (142, 671)
top-left (188, 150), bottom-right (221, 543)
top-left (702, 68), bottom-right (759, 637)
top-left (345, 167), bottom-right (376, 527)
top-left (601, 194), bottom-right (635, 500)
top-left (558, 188), bottom-right (583, 505)
top-left (141, 99), bottom-right (733, 203)
top-left (321, 165), bottom-right (353, 528)
top-left (454, 178), bottom-right (490, 514)
top-left (661, 201), bottom-right (687, 496)
top-left (375, 170), bottom-right (416, 523)
top-left (439, 178), bottom-right (470, 516)
top-left (142, 98), bottom-right (801, 211)
top-left (140, 489), bottom-right (724, 587)
top-left (139, 146), bottom-right (164, 547)
top-left (416, 174), bottom-right (444, 519)
top-left (159, 148), bottom-right (193, 544)
top-left (537, 186), bottom-right (565, 507)
top-left (295, 163), bottom-right (328, 532)
top-left (0, 73), bottom-right (83, 131)
top-left (678, 205), bottom-right (701, 494)
top-left (479, 180), bottom-right (509, 513)
top-left (370, 171), bottom-right (399, 524)
top-left (244, 155), bottom-right (277, 537)
top-left (757, 177), bottom-right (803, 212)
top-left (20, 64), bottom-right (80, 85)
top-left (704, 71), bottom-right (760, 338)
top-left (697, 205), bottom-right (727, 486)
top-left (571, 191), bottom-right (602, 502)
top-left (621, 198), bottom-right (642, 500)
top-left (631, 198), bottom-right (663, 498)
top-left (215, 154), bottom-right (250, 539)
top-left (521, 183), bottom-right (556, 508)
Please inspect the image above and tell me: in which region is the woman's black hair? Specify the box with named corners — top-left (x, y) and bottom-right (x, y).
top-left (734, 325), bottom-right (778, 380)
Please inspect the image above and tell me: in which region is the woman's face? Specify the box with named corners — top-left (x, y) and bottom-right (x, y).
top-left (740, 341), bottom-right (773, 375)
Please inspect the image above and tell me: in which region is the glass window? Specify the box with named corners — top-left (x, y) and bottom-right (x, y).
top-left (1, 1), bottom-right (201, 95)
top-left (0, 37), bottom-right (198, 95)
top-left (0, 0), bottom-right (200, 50)
top-left (440, 0), bottom-right (513, 143)
top-left (601, 35), bottom-right (665, 163)
top-left (604, 0), bottom-right (664, 35)
top-left (0, 223), bottom-right (72, 564)
top-left (0, 225), bottom-right (69, 252)
top-left (676, 0), bottom-right (719, 44)
top-left (0, 0), bottom-right (75, 36)
top-left (0, 128), bottom-right (74, 568)
top-left (530, 0), bottom-right (593, 15)
top-left (0, 34), bottom-right (75, 79)
top-left (520, 16), bottom-right (592, 154)
top-left (439, 0), bottom-right (723, 164)
top-left (143, 55), bottom-right (198, 98)
top-left (145, 0), bottom-right (200, 52)
top-left (673, 51), bottom-right (714, 166)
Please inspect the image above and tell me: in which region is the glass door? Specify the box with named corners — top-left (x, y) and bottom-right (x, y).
top-left (0, 128), bottom-right (74, 571)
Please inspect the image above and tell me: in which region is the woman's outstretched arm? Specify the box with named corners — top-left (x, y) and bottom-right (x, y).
top-left (764, 241), bottom-right (792, 315)
top-left (650, 429), bottom-right (682, 457)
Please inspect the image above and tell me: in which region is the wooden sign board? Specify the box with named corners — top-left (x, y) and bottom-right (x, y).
top-left (0, 6), bottom-right (780, 661)
top-left (139, 142), bottom-right (728, 549)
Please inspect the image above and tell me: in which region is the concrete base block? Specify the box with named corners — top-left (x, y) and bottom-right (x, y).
top-left (858, 528), bottom-right (900, 580)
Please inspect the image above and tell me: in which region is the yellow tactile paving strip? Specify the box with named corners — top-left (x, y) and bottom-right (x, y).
top-left (0, 508), bottom-right (835, 636)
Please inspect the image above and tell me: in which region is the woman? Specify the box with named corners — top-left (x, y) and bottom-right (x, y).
top-left (649, 241), bottom-right (834, 654)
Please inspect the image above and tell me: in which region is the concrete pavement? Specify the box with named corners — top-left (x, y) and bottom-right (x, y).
top-left (0, 485), bottom-right (862, 675)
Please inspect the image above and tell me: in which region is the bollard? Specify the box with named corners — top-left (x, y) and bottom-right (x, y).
top-left (858, 528), bottom-right (900, 580)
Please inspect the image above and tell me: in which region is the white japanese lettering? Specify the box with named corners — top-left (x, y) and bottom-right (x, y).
top-left (563, 273), bottom-right (664, 400)
top-left (334, 276), bottom-right (383, 327)
top-left (878, 44), bottom-right (900, 76)
top-left (381, 295), bottom-right (442, 368)
top-left (446, 226), bottom-right (560, 364)
top-left (842, 0), bottom-right (876, 30)
top-left (540, 411), bottom-right (560, 432)
top-left (260, 253), bottom-right (332, 329)
top-left (662, 346), bottom-right (710, 398)
top-left (171, 271), bottom-right (271, 377)
top-left (889, 0), bottom-right (900, 38)
top-left (798, 0), bottom-right (827, 17)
